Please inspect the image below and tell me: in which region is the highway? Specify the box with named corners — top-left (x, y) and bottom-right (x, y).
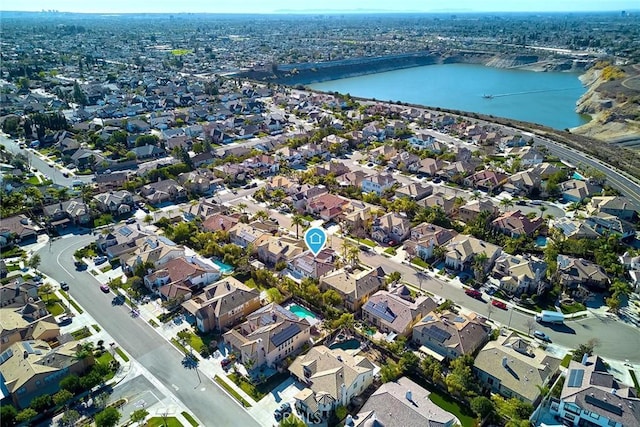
top-left (36, 235), bottom-right (259, 427)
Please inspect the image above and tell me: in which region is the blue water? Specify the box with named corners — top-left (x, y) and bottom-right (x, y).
top-left (535, 236), bottom-right (548, 247)
top-left (572, 172), bottom-right (585, 180)
top-left (308, 63), bottom-right (589, 130)
top-left (329, 338), bottom-right (361, 351)
top-left (212, 259), bottom-right (234, 274)
top-left (289, 304), bottom-right (317, 320)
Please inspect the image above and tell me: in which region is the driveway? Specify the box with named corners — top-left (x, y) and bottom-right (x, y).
top-left (248, 377), bottom-right (305, 426)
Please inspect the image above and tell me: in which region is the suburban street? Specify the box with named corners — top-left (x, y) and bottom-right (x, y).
top-left (36, 235), bottom-right (259, 427)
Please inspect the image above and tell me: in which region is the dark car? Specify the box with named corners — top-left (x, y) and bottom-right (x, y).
top-left (58, 315), bottom-right (73, 326)
top-left (125, 218), bottom-right (136, 224)
top-left (221, 358), bottom-right (233, 369)
top-left (359, 245), bottom-right (371, 252)
top-left (465, 289), bottom-right (482, 299)
top-left (60, 282), bottom-right (69, 291)
top-left (533, 330), bottom-right (552, 342)
top-left (74, 261), bottom-right (88, 270)
top-left (62, 172), bottom-right (69, 178)
top-left (280, 402), bottom-right (292, 414)
top-left (250, 182), bottom-right (258, 188)
top-left (94, 256), bottom-right (108, 265)
top-left (274, 408), bottom-right (284, 422)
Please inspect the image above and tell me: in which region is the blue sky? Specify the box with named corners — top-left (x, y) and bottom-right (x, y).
top-left (9, 0), bottom-right (640, 14)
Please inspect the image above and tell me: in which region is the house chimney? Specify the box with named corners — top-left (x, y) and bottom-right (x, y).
top-left (502, 356), bottom-right (508, 368)
top-left (405, 390), bottom-right (413, 402)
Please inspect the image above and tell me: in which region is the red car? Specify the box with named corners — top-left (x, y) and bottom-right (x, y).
top-left (465, 289), bottom-right (482, 299)
top-left (100, 284), bottom-right (110, 293)
top-left (492, 299), bottom-right (507, 310)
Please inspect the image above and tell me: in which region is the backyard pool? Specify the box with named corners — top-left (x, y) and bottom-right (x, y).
top-left (329, 338), bottom-right (362, 351)
top-left (289, 304), bottom-right (318, 320)
top-left (212, 259), bottom-right (234, 274)
top-left (572, 171), bottom-right (585, 181)
top-left (535, 236), bottom-right (548, 247)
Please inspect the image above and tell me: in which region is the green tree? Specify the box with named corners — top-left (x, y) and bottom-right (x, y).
top-left (265, 287), bottom-right (284, 304)
top-left (322, 289), bottom-right (343, 307)
top-left (59, 409), bottom-right (80, 427)
top-left (135, 135), bottom-right (159, 147)
top-left (446, 355), bottom-right (476, 397)
top-left (1, 404), bottom-right (18, 427)
top-left (95, 406), bottom-right (121, 427)
top-left (30, 394), bottom-right (53, 412)
top-left (28, 253), bottom-right (41, 271)
top-left (380, 360), bottom-right (403, 383)
top-left (59, 374), bottom-right (81, 393)
top-left (38, 282), bottom-right (54, 303)
top-left (53, 389), bottom-right (74, 406)
top-left (15, 408), bottom-right (37, 423)
top-left (572, 338), bottom-right (600, 362)
top-left (130, 408), bottom-right (149, 426)
top-left (471, 396), bottom-right (495, 419)
top-left (292, 214), bottom-right (305, 239)
top-left (72, 81), bottom-right (87, 106)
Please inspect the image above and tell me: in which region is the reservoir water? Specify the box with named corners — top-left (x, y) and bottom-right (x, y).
top-left (308, 63), bottom-right (589, 130)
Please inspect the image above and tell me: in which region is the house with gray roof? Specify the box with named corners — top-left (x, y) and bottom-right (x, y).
top-left (320, 266), bottom-right (386, 312)
top-left (413, 310), bottom-right (491, 361)
top-left (362, 286), bottom-right (437, 337)
top-left (223, 303), bottom-right (311, 370)
top-left (473, 332), bottom-right (561, 404)
top-left (550, 355), bottom-right (640, 427)
top-left (351, 376), bottom-right (459, 427)
top-left (289, 345), bottom-right (375, 426)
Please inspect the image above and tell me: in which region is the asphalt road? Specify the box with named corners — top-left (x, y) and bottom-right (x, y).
top-left (36, 235), bottom-right (259, 427)
top-left (345, 242), bottom-right (640, 362)
top-left (0, 134), bottom-right (94, 187)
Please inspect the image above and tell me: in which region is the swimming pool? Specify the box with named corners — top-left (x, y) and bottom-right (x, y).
top-left (212, 259), bottom-right (234, 274)
top-left (330, 338), bottom-right (361, 351)
top-left (535, 236), bottom-right (548, 247)
top-left (572, 171), bottom-right (585, 181)
top-left (289, 304), bottom-right (318, 320)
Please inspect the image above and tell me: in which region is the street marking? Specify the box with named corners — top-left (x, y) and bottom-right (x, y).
top-left (171, 384), bottom-right (179, 391)
top-left (55, 242), bottom-right (76, 279)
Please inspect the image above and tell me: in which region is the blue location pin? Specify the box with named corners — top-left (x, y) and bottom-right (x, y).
top-left (304, 227), bottom-right (327, 257)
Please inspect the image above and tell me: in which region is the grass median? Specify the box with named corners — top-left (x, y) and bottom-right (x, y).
top-left (213, 375), bottom-right (252, 408)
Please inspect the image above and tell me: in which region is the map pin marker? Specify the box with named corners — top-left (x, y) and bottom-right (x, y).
top-left (304, 227), bottom-right (327, 257)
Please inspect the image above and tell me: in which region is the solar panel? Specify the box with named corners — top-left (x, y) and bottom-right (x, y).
top-left (426, 326), bottom-right (451, 343)
top-left (567, 369), bottom-right (585, 387)
top-left (0, 348), bottom-right (13, 364)
top-left (454, 316), bottom-right (465, 323)
top-left (422, 315), bottom-right (434, 322)
top-left (23, 341), bottom-right (34, 354)
top-left (365, 301), bottom-right (396, 324)
top-left (118, 226), bottom-right (133, 237)
top-left (271, 323), bottom-right (301, 347)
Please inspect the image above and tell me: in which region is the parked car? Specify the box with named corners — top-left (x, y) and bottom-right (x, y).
top-left (249, 182), bottom-right (258, 188)
top-left (125, 218), bottom-right (136, 224)
top-left (60, 282), bottom-right (69, 291)
top-left (220, 358), bottom-right (233, 369)
top-left (491, 299), bottom-right (507, 310)
top-left (280, 402), bottom-right (292, 414)
top-left (533, 330), bottom-right (552, 342)
top-left (465, 289), bottom-right (482, 299)
top-left (94, 256), bottom-right (108, 265)
top-left (58, 315), bottom-right (73, 326)
top-left (100, 284), bottom-right (110, 293)
top-left (274, 408), bottom-right (284, 422)
top-left (74, 260), bottom-right (88, 270)
top-left (62, 172), bottom-right (69, 178)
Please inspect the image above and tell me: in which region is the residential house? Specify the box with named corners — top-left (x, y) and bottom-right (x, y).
top-left (550, 355), bottom-right (640, 427)
top-left (306, 193), bottom-right (350, 221)
top-left (458, 199), bottom-right (500, 224)
top-left (413, 311), bottom-right (491, 361)
top-left (96, 224), bottom-right (148, 254)
top-left (0, 280), bottom-right (38, 308)
top-left (123, 237), bottom-right (185, 272)
top-left (70, 148), bottom-right (104, 170)
top-left (288, 249), bottom-right (338, 280)
top-left (93, 190), bottom-right (135, 215)
top-left (394, 182), bottom-right (433, 201)
top-left (550, 217), bottom-right (600, 239)
top-left (339, 170), bottom-right (369, 188)
top-left (420, 193), bottom-right (457, 216)
top-left (362, 286), bottom-right (437, 337)
top-left (474, 332), bottom-right (561, 404)
top-left (0, 340), bottom-right (94, 409)
top-left (256, 236), bottom-right (304, 267)
top-left (371, 212), bottom-right (411, 245)
top-left (177, 169), bottom-right (219, 195)
top-left (418, 158), bottom-right (445, 176)
top-left (94, 172), bottom-right (128, 192)
top-left (389, 151), bottom-right (421, 173)
top-left (492, 210), bottom-right (545, 237)
top-left (352, 377), bottom-right (459, 427)
top-left (404, 222), bottom-right (458, 261)
top-left (181, 277), bottom-right (261, 333)
top-left (0, 215), bottom-right (38, 247)
top-left (202, 213), bottom-right (240, 233)
top-left (320, 266), bottom-right (386, 312)
top-left (557, 255), bottom-right (609, 293)
top-left (585, 213), bottom-right (636, 239)
top-left (504, 146), bottom-right (544, 166)
top-left (42, 198), bottom-right (92, 227)
top-left (289, 345), bottom-right (375, 425)
top-left (228, 223), bottom-right (269, 249)
top-left (464, 170), bottom-right (509, 193)
top-left (139, 179), bottom-right (187, 205)
top-left (223, 303), bottom-right (311, 370)
top-left (242, 154), bottom-right (280, 176)
top-left (144, 256), bottom-right (221, 296)
top-left (0, 303), bottom-right (59, 351)
top-left (444, 234), bottom-right (502, 272)
top-left (315, 162), bottom-right (350, 177)
top-left (361, 173), bottom-right (396, 196)
top-left (492, 254), bottom-right (547, 296)
top-left (560, 179), bottom-right (602, 203)
top-left (587, 196), bottom-right (638, 222)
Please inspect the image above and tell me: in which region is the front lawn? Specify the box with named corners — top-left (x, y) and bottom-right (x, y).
top-left (46, 301), bottom-right (65, 316)
top-left (71, 326), bottom-right (92, 340)
top-left (560, 302), bottom-right (586, 314)
top-left (148, 417), bottom-right (183, 427)
top-left (410, 257), bottom-right (430, 269)
top-left (384, 247), bottom-right (397, 256)
top-left (227, 371), bottom-right (289, 402)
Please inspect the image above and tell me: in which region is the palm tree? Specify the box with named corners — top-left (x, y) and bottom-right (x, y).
top-left (236, 202), bottom-right (247, 214)
top-left (433, 245), bottom-right (447, 262)
top-left (143, 214), bottom-right (153, 225)
top-left (539, 205), bottom-right (547, 219)
top-left (500, 198), bottom-right (514, 211)
top-left (252, 210), bottom-right (269, 222)
top-left (346, 244), bottom-right (360, 267)
top-left (182, 352), bottom-right (201, 385)
top-left (473, 252), bottom-right (488, 284)
top-left (292, 214), bottom-right (305, 239)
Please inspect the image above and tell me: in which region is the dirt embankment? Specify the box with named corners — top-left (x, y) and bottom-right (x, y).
top-left (573, 64), bottom-right (640, 143)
